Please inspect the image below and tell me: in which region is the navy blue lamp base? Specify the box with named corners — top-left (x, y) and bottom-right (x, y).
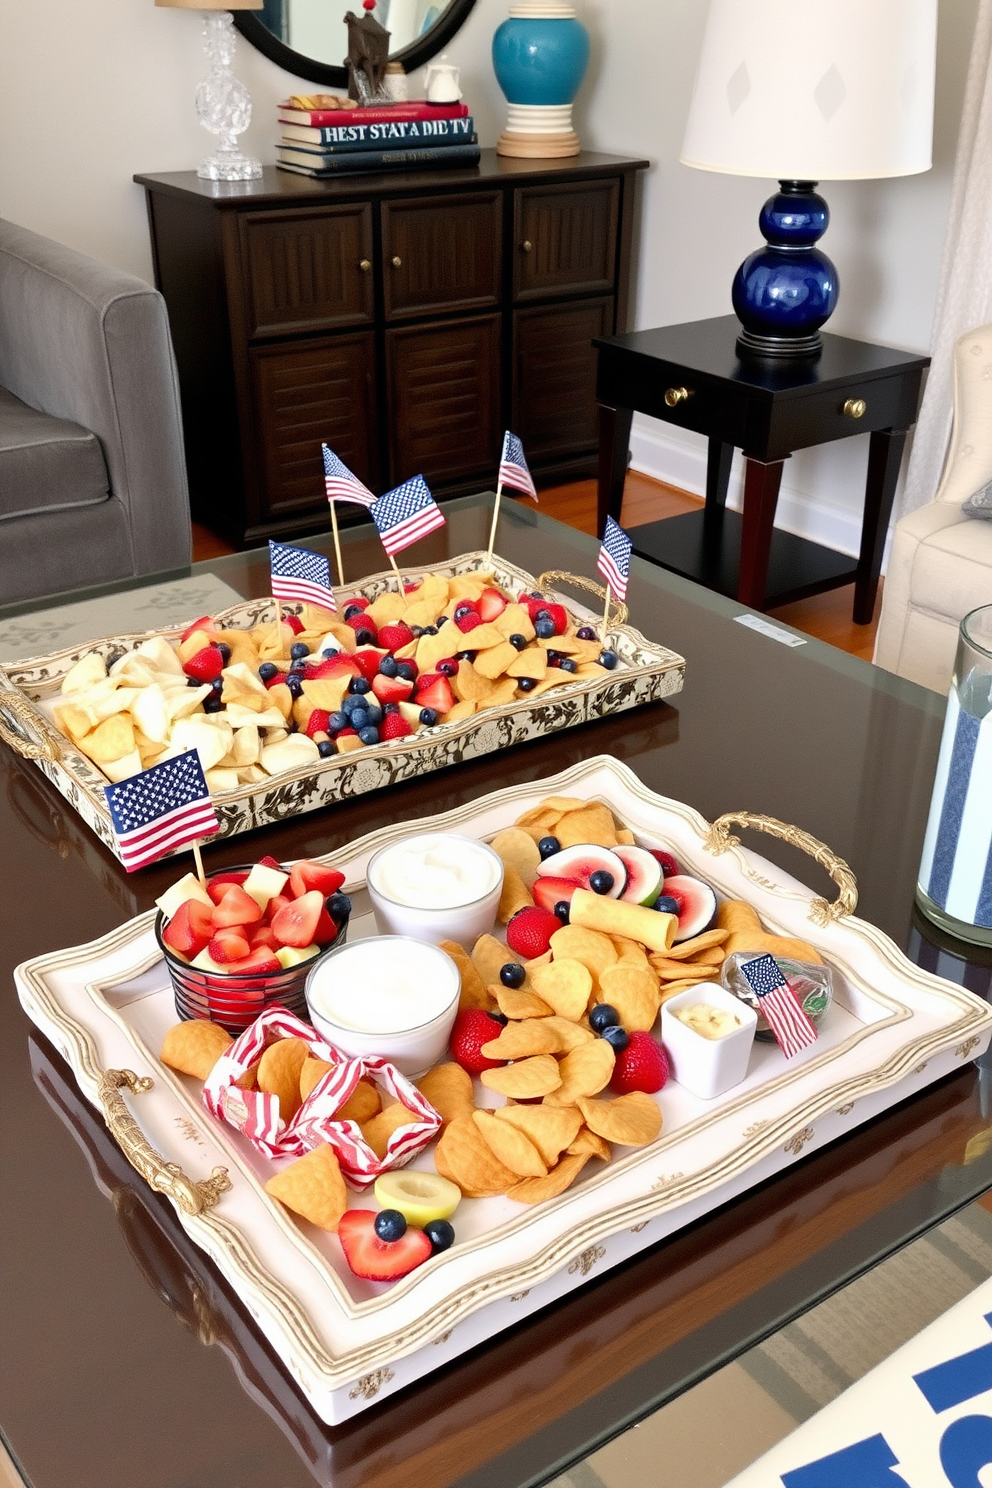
top-left (732, 181), bottom-right (838, 359)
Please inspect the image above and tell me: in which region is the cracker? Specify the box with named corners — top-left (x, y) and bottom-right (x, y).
top-left (539, 1015), bottom-right (596, 1052)
top-left (554, 803), bottom-right (619, 849)
top-left (498, 864), bottom-right (534, 923)
top-left (494, 984), bottom-right (555, 1019)
top-left (566, 1125), bottom-right (612, 1161)
top-left (494, 603), bottom-right (536, 641)
top-left (264, 1144), bottom-right (347, 1230)
top-left (472, 933), bottom-right (511, 989)
top-left (544, 1039), bottom-right (615, 1106)
top-left (658, 930), bottom-right (730, 961)
top-left (550, 924), bottom-right (618, 982)
top-left (472, 1110), bottom-right (547, 1178)
top-left (528, 959), bottom-right (593, 1022)
top-left (474, 641), bottom-right (520, 680)
top-left (506, 1152), bottom-right (589, 1205)
top-left (577, 1092), bottom-right (662, 1147)
top-left (257, 1037), bottom-right (309, 1124)
top-left (435, 1113), bottom-right (519, 1197)
top-left (160, 1020), bottom-right (233, 1080)
top-left (416, 1063), bottom-right (475, 1127)
top-left (481, 1019), bottom-right (562, 1060)
top-left (480, 1054), bottom-right (562, 1099)
top-left (335, 1078), bottom-right (382, 1124)
top-left (439, 938), bottom-right (496, 1012)
top-left (598, 964), bottom-right (661, 1032)
top-left (453, 660), bottom-right (495, 704)
top-left (361, 1100), bottom-right (415, 1160)
top-left (490, 827), bottom-right (542, 888)
top-left (506, 649), bottom-right (548, 681)
top-left (494, 1103), bottom-right (583, 1166)
top-left (299, 1056), bottom-right (336, 1102)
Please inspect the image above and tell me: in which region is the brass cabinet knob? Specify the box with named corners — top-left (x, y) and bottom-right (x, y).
top-left (391, 255), bottom-right (402, 268)
top-left (664, 386), bottom-right (691, 407)
top-left (359, 259), bottom-right (371, 272)
top-left (521, 240), bottom-right (533, 253)
top-left (843, 398), bottom-right (867, 419)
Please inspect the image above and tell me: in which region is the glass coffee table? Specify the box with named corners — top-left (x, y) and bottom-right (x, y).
top-left (2, 494), bottom-right (990, 1488)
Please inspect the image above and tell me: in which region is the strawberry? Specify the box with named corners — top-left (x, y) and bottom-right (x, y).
top-left (183, 645), bottom-right (224, 683)
top-left (270, 889), bottom-right (323, 948)
top-left (179, 614), bottom-right (216, 643)
top-left (531, 875), bottom-right (584, 914)
top-left (207, 927), bottom-right (251, 964)
top-left (505, 906), bottom-right (561, 959)
top-left (415, 674), bottom-right (455, 715)
top-left (288, 860), bottom-right (346, 898)
top-left (211, 884), bottom-right (264, 928)
top-left (257, 855), bottom-right (283, 871)
top-left (345, 613), bottom-right (377, 639)
top-left (343, 595), bottom-right (370, 611)
top-left (309, 653), bottom-right (359, 679)
top-left (304, 708), bottom-right (331, 739)
top-left (221, 947), bottom-right (282, 976)
top-left (371, 673), bottom-right (414, 705)
top-left (162, 899), bottom-right (213, 959)
top-left (610, 1032), bottom-right (669, 1095)
top-left (455, 612), bottom-right (482, 633)
top-left (267, 893), bottom-right (293, 920)
top-left (284, 615), bottom-right (305, 635)
top-left (545, 602), bottom-right (568, 636)
top-left (452, 596), bottom-right (479, 614)
top-left (650, 850), bottom-right (680, 877)
top-left (338, 1210), bottom-right (433, 1282)
top-left (337, 727), bottom-right (359, 739)
top-left (205, 870), bottom-right (250, 904)
top-left (377, 622), bottom-right (415, 652)
top-left (477, 587), bottom-right (507, 622)
top-left (263, 670), bottom-right (287, 688)
top-left (380, 712), bottom-right (413, 741)
top-left (249, 924), bottom-right (280, 951)
top-left (352, 647), bottom-right (386, 681)
top-left (449, 1009), bottom-right (507, 1074)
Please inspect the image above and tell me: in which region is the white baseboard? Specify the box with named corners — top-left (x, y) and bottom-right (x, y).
top-left (628, 417), bottom-right (895, 571)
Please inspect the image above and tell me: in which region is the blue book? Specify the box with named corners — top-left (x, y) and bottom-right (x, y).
top-left (278, 115), bottom-right (476, 152)
top-left (275, 142), bottom-right (481, 177)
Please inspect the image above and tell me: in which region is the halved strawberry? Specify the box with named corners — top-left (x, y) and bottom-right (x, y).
top-left (371, 673), bottom-right (414, 705)
top-left (183, 645), bottom-right (224, 683)
top-left (455, 612), bottom-right (482, 634)
top-left (545, 602), bottom-right (568, 636)
top-left (377, 622), bottom-right (415, 652)
top-left (308, 653), bottom-right (359, 680)
top-left (304, 709), bottom-right (331, 739)
top-left (352, 647), bottom-right (387, 681)
top-left (266, 892), bottom-right (293, 920)
top-left (208, 927), bottom-right (251, 963)
top-left (257, 856), bottom-right (283, 871)
top-left (211, 884), bottom-right (264, 928)
top-left (221, 947), bottom-right (282, 976)
top-left (414, 675), bottom-right (455, 715)
top-left (345, 613), bottom-right (377, 639)
top-left (249, 923), bottom-right (280, 951)
top-left (284, 615), bottom-right (305, 635)
top-left (179, 614), bottom-right (217, 643)
top-left (288, 860), bottom-right (346, 898)
top-left (531, 875), bottom-right (584, 913)
top-left (343, 595), bottom-right (370, 611)
top-left (312, 903), bottom-right (342, 946)
top-left (380, 712), bottom-right (413, 740)
top-left (270, 889), bottom-right (323, 948)
top-left (205, 870), bottom-right (250, 904)
top-left (337, 1210), bottom-right (433, 1282)
top-left (477, 587), bottom-right (507, 622)
top-left (162, 899), bottom-right (213, 959)
top-left (452, 597), bottom-right (479, 615)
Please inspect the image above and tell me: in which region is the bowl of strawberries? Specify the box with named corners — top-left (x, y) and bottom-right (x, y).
top-left (154, 856), bottom-right (351, 1033)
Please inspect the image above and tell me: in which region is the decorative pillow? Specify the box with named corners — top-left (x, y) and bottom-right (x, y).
top-left (963, 479), bottom-right (992, 520)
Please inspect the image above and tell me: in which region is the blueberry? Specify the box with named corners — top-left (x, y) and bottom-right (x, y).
top-left (437, 659), bottom-right (457, 677)
top-left (358, 725), bottom-right (380, 745)
top-left (421, 626), bottom-right (438, 636)
top-left (589, 1003), bottom-right (621, 1033)
top-left (289, 659), bottom-right (306, 675)
top-left (326, 892), bottom-right (352, 922)
top-left (318, 739), bottom-right (337, 758)
top-left (599, 650), bottom-right (618, 670)
top-left (364, 702), bottom-right (382, 725)
top-left (349, 708), bottom-right (370, 731)
top-left (419, 707), bottom-right (439, 726)
top-left (374, 1209), bottom-right (407, 1242)
top-left (518, 678), bottom-right (537, 692)
top-left (355, 629), bottom-right (375, 647)
top-left (349, 677), bottom-right (371, 695)
top-left (509, 633), bottom-right (528, 651)
top-left (328, 710), bottom-right (348, 733)
top-left (382, 702), bottom-right (400, 715)
top-left (454, 604), bottom-right (474, 620)
top-left (499, 962), bottom-right (526, 988)
top-left (436, 614), bottom-right (449, 627)
top-left (258, 661), bottom-right (278, 682)
top-left (560, 658), bottom-right (578, 673)
top-left (424, 1219), bottom-right (455, 1254)
top-left (396, 661), bottom-right (416, 682)
top-left (602, 1025), bottom-right (629, 1052)
top-left (486, 1009), bottom-right (509, 1025)
top-left (410, 626), bottom-right (424, 639)
top-left (537, 835), bottom-right (561, 860)
top-left (548, 655), bottom-right (561, 668)
top-left (215, 642), bottom-right (231, 664)
top-left (290, 641), bottom-right (310, 660)
top-left (321, 648), bottom-right (337, 659)
top-left (576, 626), bottom-right (595, 641)
top-left (654, 894), bottom-right (680, 915)
top-left (379, 655), bottom-right (398, 678)
top-left (286, 676), bottom-right (303, 698)
top-left (186, 675), bottom-right (201, 688)
top-left (344, 604), bottom-right (362, 620)
top-left (589, 870), bottom-right (615, 895)
top-left (553, 900), bottom-right (570, 923)
top-left (456, 651), bottom-right (475, 663)
top-left (211, 675), bottom-right (224, 692)
top-left (534, 618), bottom-right (555, 640)
top-left (536, 608), bottom-right (551, 621)
top-left (203, 695), bottom-right (223, 712)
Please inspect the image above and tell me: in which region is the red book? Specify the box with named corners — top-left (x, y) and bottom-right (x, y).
top-left (277, 100), bottom-right (469, 127)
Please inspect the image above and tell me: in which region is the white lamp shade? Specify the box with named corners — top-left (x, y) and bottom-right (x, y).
top-left (681, 0), bottom-right (937, 181)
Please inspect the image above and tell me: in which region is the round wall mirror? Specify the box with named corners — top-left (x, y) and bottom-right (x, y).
top-left (235, 0), bottom-right (479, 89)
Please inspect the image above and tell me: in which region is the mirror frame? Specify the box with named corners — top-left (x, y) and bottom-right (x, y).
top-left (234, 0), bottom-right (479, 90)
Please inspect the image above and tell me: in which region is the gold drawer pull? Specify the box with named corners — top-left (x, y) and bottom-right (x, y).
top-left (359, 259), bottom-right (371, 272)
top-left (843, 398), bottom-right (867, 419)
top-left (98, 1068), bottom-right (231, 1217)
top-left (521, 239), bottom-right (533, 253)
top-left (704, 811), bottom-right (858, 925)
top-left (664, 386), bottom-right (691, 408)
top-left (391, 255), bottom-right (402, 268)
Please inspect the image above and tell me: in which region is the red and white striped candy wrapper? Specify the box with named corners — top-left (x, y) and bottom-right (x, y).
top-left (201, 1005), bottom-right (441, 1186)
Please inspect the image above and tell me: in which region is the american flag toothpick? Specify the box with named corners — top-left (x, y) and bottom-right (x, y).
top-left (370, 475), bottom-right (445, 589)
top-left (596, 516), bottom-right (632, 639)
top-left (321, 445), bottom-right (375, 589)
top-left (104, 750), bottom-right (220, 874)
top-left (738, 953), bottom-right (818, 1058)
top-left (486, 431), bottom-right (537, 566)
top-left (269, 542), bottom-right (336, 637)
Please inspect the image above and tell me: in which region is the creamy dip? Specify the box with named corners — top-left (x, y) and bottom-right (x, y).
top-left (307, 937), bottom-right (459, 1034)
top-left (673, 1003), bottom-right (741, 1041)
top-left (368, 833), bottom-right (502, 909)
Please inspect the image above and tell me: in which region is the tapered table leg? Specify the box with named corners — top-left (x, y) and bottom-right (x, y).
top-left (855, 428), bottom-right (908, 625)
top-left (597, 403), bottom-right (634, 536)
top-left (738, 456), bottom-right (785, 610)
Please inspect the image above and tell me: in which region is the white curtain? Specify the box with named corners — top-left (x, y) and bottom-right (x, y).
top-left (899, 0), bottom-right (992, 518)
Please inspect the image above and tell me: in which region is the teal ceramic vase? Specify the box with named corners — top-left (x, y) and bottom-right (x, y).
top-left (492, 1), bottom-right (590, 158)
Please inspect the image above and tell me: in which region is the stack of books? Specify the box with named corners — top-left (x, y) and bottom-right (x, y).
top-left (276, 99), bottom-right (480, 178)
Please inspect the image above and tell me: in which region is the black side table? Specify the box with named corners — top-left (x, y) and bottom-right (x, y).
top-left (595, 316), bottom-right (929, 621)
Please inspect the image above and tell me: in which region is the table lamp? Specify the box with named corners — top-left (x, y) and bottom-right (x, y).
top-left (680, 0), bottom-right (936, 358)
top-left (157, 0), bottom-right (264, 181)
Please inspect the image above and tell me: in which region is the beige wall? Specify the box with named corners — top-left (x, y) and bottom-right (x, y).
top-left (0, 0), bottom-right (979, 550)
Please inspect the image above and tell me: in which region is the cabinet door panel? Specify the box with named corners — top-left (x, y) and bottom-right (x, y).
top-left (241, 206), bottom-right (374, 338)
top-left (513, 299), bottom-right (613, 460)
top-left (381, 194), bottom-right (502, 319)
top-left (514, 181), bottom-right (618, 300)
top-left (249, 333), bottom-right (378, 520)
top-left (386, 316), bottom-right (501, 484)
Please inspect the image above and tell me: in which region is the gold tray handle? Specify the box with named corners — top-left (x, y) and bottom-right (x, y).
top-left (98, 1069), bottom-right (231, 1217)
top-left (0, 689), bottom-right (60, 762)
top-left (703, 811), bottom-right (858, 926)
top-left (537, 570), bottom-right (629, 629)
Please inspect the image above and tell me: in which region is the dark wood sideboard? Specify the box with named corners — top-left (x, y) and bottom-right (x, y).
top-left (136, 152), bottom-right (648, 547)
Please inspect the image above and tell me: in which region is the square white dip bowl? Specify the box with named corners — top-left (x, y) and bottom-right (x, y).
top-left (660, 983), bottom-right (757, 1100)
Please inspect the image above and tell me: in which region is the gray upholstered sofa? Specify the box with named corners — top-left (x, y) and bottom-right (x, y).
top-left (0, 218), bottom-right (191, 606)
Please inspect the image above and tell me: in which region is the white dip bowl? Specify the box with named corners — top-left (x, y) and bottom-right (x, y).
top-left (366, 832), bottom-right (504, 947)
top-left (660, 983), bottom-right (757, 1100)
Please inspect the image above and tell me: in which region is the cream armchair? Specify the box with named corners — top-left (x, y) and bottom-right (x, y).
top-left (874, 323), bottom-right (992, 692)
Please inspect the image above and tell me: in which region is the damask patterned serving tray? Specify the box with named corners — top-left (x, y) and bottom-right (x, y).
top-left (15, 758), bottom-right (992, 1423)
top-left (0, 552), bottom-right (684, 866)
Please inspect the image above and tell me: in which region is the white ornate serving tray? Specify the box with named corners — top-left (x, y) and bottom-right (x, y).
top-left (15, 758), bottom-right (992, 1423)
top-left (0, 552), bottom-right (684, 866)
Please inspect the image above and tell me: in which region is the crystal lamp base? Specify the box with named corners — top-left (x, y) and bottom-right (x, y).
top-left (197, 147), bottom-right (262, 182)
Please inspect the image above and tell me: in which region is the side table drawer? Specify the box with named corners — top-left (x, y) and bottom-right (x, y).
top-left (381, 193), bottom-right (501, 319)
top-left (596, 350), bottom-right (752, 445)
top-left (767, 374), bottom-right (925, 458)
top-left (241, 205), bottom-right (374, 339)
top-left (513, 181), bottom-right (618, 300)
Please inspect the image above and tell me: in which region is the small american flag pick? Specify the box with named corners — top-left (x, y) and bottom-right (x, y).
top-left (371, 474), bottom-right (445, 557)
top-left (104, 751), bottom-right (220, 872)
top-left (498, 431), bottom-right (537, 501)
top-left (739, 953), bottom-right (818, 1058)
top-left (597, 516), bottom-right (632, 602)
top-left (269, 541), bottom-right (336, 612)
top-left (321, 445), bottom-right (376, 509)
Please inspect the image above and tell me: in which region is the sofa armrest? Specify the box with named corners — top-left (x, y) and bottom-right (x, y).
top-left (0, 218), bottom-right (190, 575)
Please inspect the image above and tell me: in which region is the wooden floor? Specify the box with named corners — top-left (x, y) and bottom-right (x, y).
top-left (191, 471), bottom-right (881, 663)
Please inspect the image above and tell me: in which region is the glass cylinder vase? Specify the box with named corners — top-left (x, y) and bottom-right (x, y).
top-left (916, 605), bottom-right (992, 945)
